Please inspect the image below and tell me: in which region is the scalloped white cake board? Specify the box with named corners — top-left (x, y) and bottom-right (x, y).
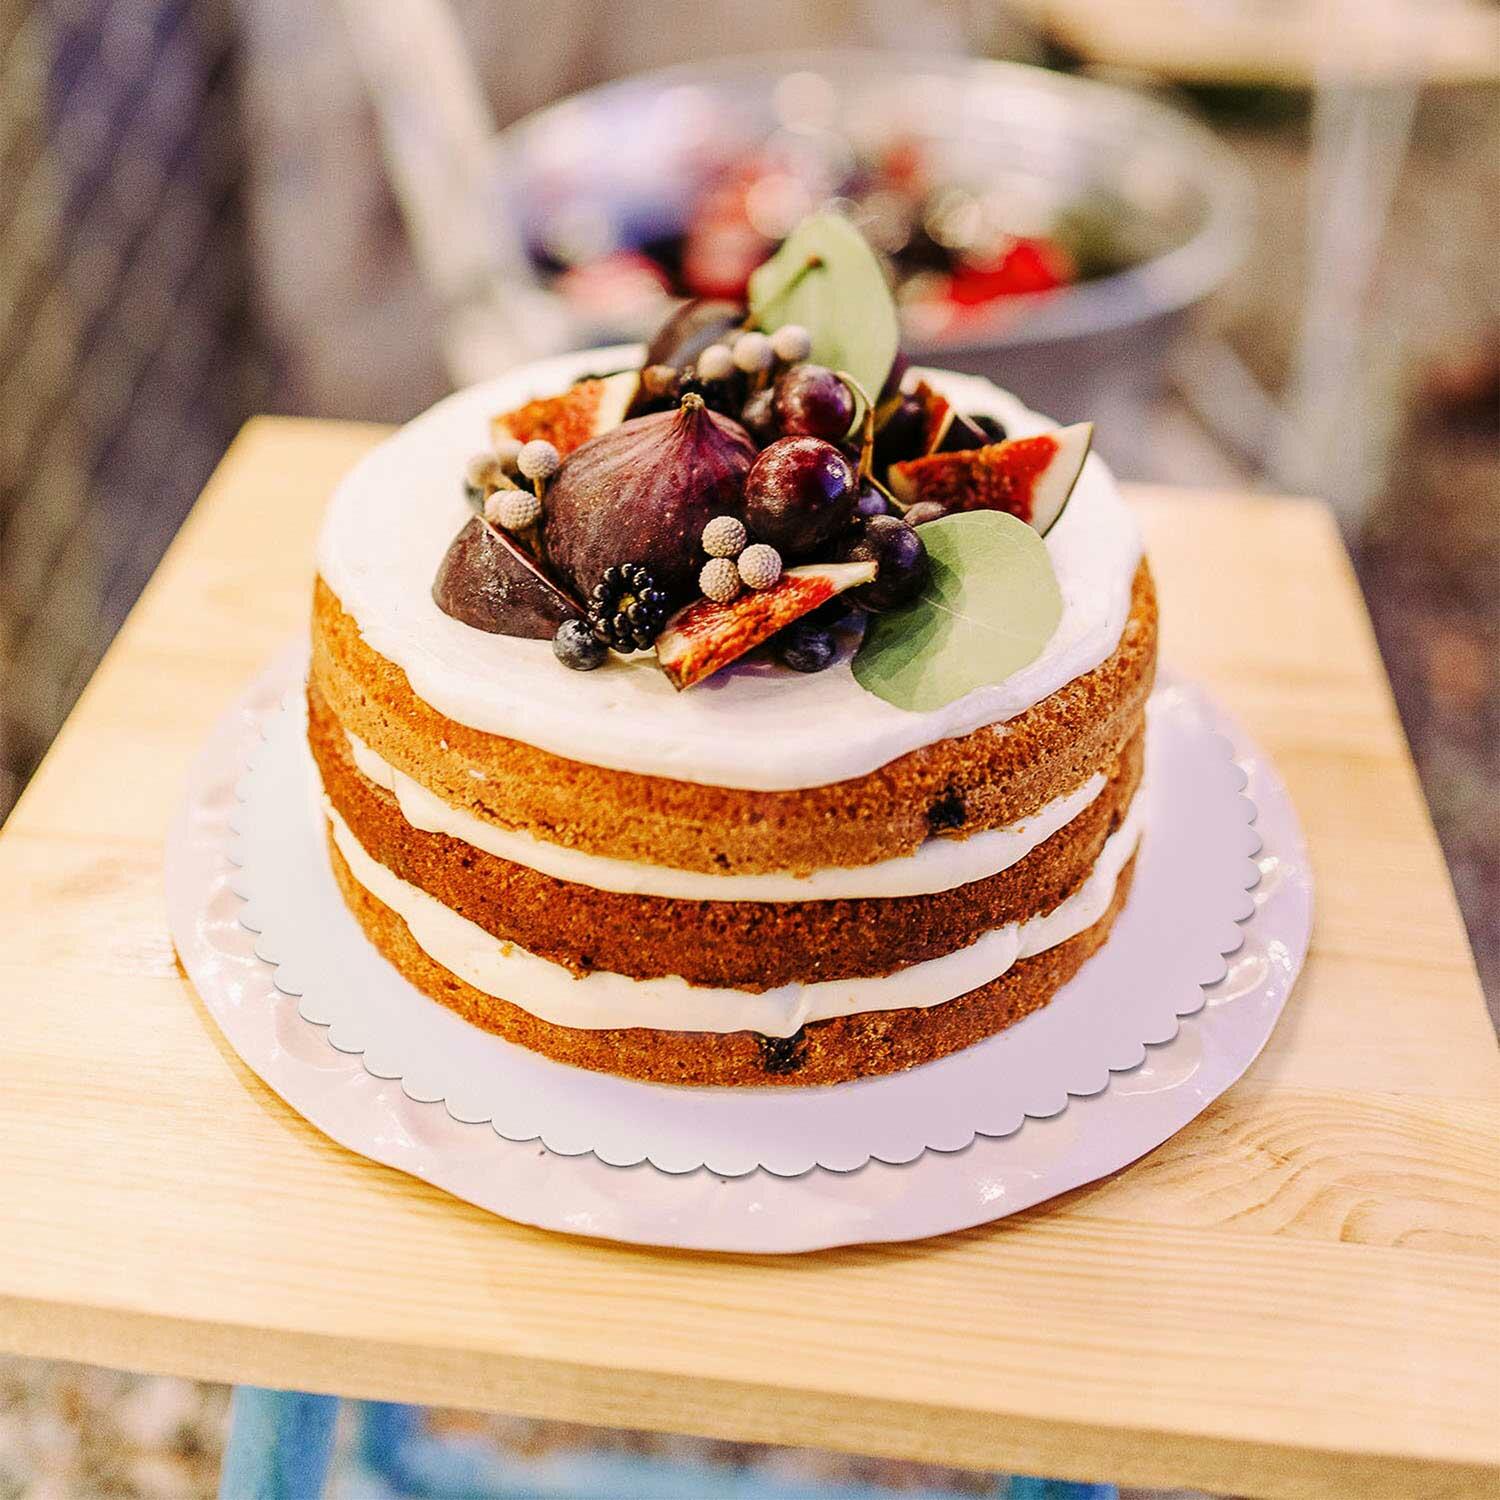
top-left (167, 646), bottom-right (1311, 1251)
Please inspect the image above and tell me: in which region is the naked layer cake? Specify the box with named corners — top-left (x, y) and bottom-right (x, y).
top-left (309, 216), bottom-right (1156, 1087)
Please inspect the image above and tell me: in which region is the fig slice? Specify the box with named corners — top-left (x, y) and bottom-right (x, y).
top-left (432, 516), bottom-right (584, 639)
top-left (888, 423), bottom-right (1093, 535)
top-left (490, 370), bottom-right (639, 457)
top-left (656, 560), bottom-right (876, 691)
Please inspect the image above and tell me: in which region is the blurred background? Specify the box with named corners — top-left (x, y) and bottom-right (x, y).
top-left (0, 0), bottom-right (1496, 1495)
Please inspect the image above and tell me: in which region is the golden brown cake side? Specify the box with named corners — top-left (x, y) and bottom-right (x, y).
top-left (311, 675), bottom-right (1143, 988)
top-left (310, 561), bottom-right (1156, 876)
top-left (327, 828), bottom-right (1139, 1088)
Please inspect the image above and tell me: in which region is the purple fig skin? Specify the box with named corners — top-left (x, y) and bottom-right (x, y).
top-left (433, 516), bottom-right (584, 639)
top-left (644, 298), bottom-right (746, 371)
top-left (543, 396), bottom-right (757, 606)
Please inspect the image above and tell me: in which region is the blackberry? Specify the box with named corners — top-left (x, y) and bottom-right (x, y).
top-left (587, 563), bottom-right (669, 652)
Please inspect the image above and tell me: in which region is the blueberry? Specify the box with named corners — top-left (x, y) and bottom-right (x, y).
top-left (775, 620), bottom-right (837, 673)
top-left (552, 618), bottom-right (608, 671)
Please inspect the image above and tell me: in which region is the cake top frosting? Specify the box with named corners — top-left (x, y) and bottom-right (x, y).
top-left (316, 351), bottom-right (1141, 791)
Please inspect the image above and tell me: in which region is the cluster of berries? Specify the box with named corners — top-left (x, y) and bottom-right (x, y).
top-left (465, 437), bottom-right (560, 535)
top-left (697, 515), bottom-right (782, 604)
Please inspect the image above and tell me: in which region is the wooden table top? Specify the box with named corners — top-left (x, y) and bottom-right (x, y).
top-left (1008, 0), bottom-right (1500, 86)
top-left (0, 418), bottom-right (1495, 1499)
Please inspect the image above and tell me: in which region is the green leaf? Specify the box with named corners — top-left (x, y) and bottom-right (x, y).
top-left (852, 512), bottom-right (1063, 713)
top-left (748, 213), bottom-right (899, 401)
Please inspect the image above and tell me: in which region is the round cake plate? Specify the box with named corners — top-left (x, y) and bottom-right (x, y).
top-left (168, 646), bottom-right (1312, 1253)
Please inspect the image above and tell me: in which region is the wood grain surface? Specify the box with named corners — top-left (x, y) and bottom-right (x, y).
top-left (0, 418), bottom-right (1495, 1499)
top-left (1008, 0), bottom-right (1500, 86)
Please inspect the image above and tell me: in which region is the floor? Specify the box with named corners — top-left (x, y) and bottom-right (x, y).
top-left (0, 81), bottom-right (1494, 1500)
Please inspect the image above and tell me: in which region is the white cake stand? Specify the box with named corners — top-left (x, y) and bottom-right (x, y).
top-left (167, 647), bottom-right (1311, 1253)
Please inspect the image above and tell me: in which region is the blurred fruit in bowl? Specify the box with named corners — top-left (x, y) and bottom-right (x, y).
top-left (489, 51), bottom-right (1249, 465)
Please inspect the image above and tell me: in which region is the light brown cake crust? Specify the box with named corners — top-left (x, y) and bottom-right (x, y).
top-left (327, 828), bottom-right (1139, 1087)
top-left (311, 678), bottom-right (1144, 988)
top-left (310, 562), bottom-right (1155, 877)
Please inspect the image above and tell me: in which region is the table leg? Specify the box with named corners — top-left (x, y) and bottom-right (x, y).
top-left (220, 1386), bottom-right (340, 1500)
top-left (1008, 1480), bottom-right (1117, 1499)
top-left (360, 1399), bottom-right (1107, 1498)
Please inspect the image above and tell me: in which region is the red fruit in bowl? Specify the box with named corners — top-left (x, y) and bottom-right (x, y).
top-left (744, 437), bottom-right (858, 556)
top-left (948, 237), bottom-right (1074, 305)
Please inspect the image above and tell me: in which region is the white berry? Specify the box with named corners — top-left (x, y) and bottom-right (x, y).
top-left (699, 556), bottom-right (742, 603)
top-left (517, 439), bottom-right (560, 481)
top-left (770, 323), bottom-right (812, 363)
top-left (465, 452), bottom-right (501, 491)
top-left (701, 515), bottom-right (747, 558)
top-left (696, 343), bottom-right (734, 382)
top-left (487, 488), bottom-right (541, 531)
top-left (492, 435), bottom-right (524, 471)
top-left (732, 330), bottom-right (774, 373)
top-left (737, 543), bottom-right (782, 591)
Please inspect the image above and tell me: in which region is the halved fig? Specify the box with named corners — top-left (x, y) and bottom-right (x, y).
top-left (490, 370), bottom-right (639, 457)
top-left (432, 516), bottom-right (584, 639)
top-left (888, 423), bottom-right (1093, 535)
top-left (656, 560), bottom-right (876, 690)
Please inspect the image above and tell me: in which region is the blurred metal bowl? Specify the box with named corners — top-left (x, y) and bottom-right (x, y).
top-left (488, 50), bottom-right (1251, 456)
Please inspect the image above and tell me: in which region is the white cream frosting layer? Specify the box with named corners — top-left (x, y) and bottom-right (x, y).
top-left (327, 789), bottom-right (1145, 1038)
top-left (316, 348), bottom-right (1143, 792)
top-left (347, 729), bottom-right (1107, 902)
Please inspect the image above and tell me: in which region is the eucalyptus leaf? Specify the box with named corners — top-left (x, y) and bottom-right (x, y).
top-left (748, 213), bottom-right (899, 401)
top-left (852, 512), bottom-right (1063, 713)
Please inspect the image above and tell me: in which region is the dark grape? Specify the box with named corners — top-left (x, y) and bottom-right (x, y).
top-left (855, 482), bottom-right (893, 519)
top-left (772, 364), bottom-right (855, 443)
top-left (775, 620), bottom-right (837, 673)
top-left (840, 515), bottom-right (929, 611)
top-left (970, 413), bottom-right (1007, 443)
top-left (874, 392), bottom-right (927, 469)
top-left (743, 437), bottom-right (858, 555)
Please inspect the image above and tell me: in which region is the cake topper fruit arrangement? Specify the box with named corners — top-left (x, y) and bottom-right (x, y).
top-left (434, 213), bottom-right (1093, 705)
